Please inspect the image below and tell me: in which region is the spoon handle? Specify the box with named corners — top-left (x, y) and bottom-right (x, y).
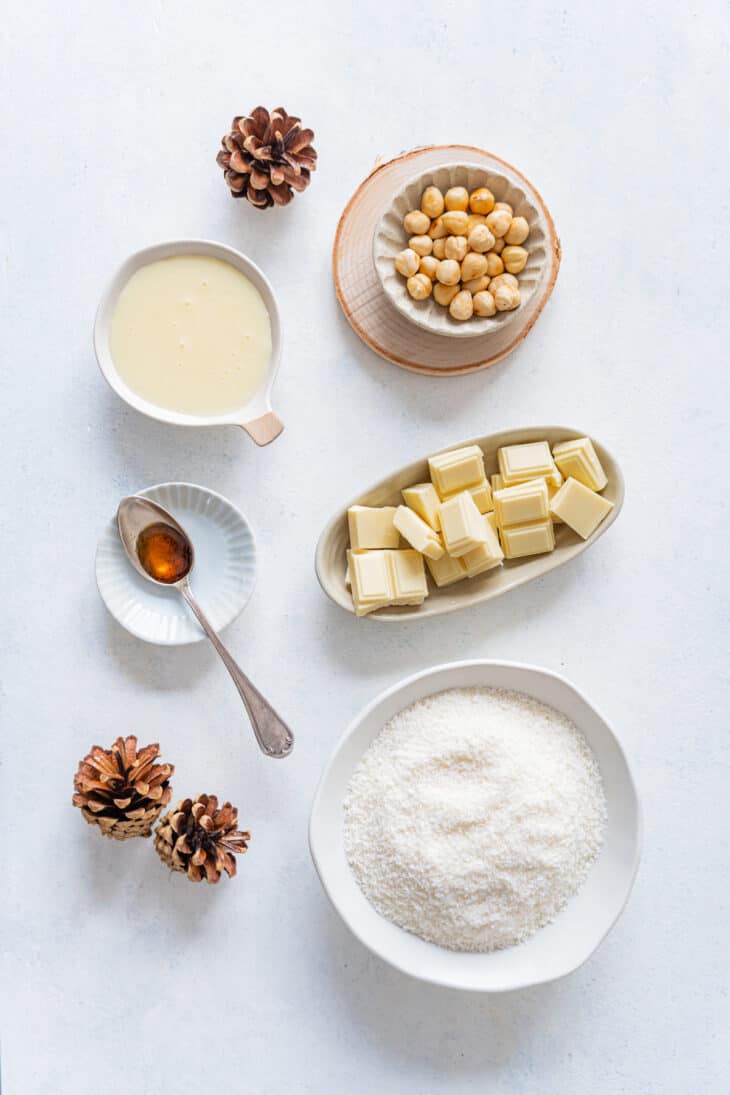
top-left (178, 580), bottom-right (294, 759)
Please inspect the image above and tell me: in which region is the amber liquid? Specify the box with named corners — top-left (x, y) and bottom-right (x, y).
top-left (137, 523), bottom-right (192, 584)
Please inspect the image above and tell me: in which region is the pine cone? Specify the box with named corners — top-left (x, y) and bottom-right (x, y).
top-left (72, 736), bottom-right (174, 840)
top-left (154, 794), bottom-right (250, 883)
top-left (216, 106), bottom-right (317, 209)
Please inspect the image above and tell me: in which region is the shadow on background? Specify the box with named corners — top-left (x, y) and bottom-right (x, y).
top-left (306, 889), bottom-right (566, 1073)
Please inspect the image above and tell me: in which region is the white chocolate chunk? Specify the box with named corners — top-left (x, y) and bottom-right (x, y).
top-left (500, 519), bottom-right (555, 559)
top-left (552, 437), bottom-right (608, 492)
top-left (497, 441), bottom-right (557, 487)
top-left (462, 516), bottom-right (504, 577)
top-left (493, 479), bottom-right (550, 528)
top-left (401, 482), bottom-right (441, 531)
top-left (388, 549), bottom-right (428, 604)
top-left (347, 505), bottom-right (399, 551)
top-left (442, 477), bottom-right (493, 514)
top-left (438, 491), bottom-right (488, 557)
top-left (425, 552), bottom-right (468, 588)
top-left (550, 477), bottom-right (614, 539)
top-left (349, 549), bottom-right (428, 615)
top-left (393, 505), bottom-right (444, 560)
top-left (350, 551), bottom-right (394, 616)
top-left (428, 445), bottom-right (486, 498)
top-left (485, 510), bottom-right (498, 534)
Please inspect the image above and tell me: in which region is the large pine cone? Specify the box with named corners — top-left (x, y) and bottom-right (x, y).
top-left (154, 794), bottom-right (250, 883)
top-left (216, 106), bottom-right (317, 209)
top-left (72, 736), bottom-right (174, 841)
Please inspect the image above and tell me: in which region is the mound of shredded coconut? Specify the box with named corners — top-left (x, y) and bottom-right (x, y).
top-left (343, 687), bottom-right (606, 952)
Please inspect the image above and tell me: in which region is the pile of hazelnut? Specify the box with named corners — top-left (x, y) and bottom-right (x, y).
top-left (393, 184), bottom-right (530, 322)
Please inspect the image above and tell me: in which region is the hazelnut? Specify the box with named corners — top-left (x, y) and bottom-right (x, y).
top-left (409, 234), bottom-right (433, 257)
top-left (433, 282), bottom-right (460, 307)
top-left (406, 273), bottom-right (433, 300)
top-left (449, 290), bottom-right (474, 321)
top-left (444, 235), bottom-right (468, 262)
top-left (494, 284), bottom-right (521, 311)
top-left (395, 248), bottom-right (420, 277)
top-left (419, 255), bottom-right (439, 280)
top-left (441, 211), bottom-right (470, 236)
top-left (461, 252), bottom-right (488, 282)
top-left (421, 186), bottom-right (445, 219)
top-left (491, 237), bottom-right (505, 254)
top-left (444, 186), bottom-right (470, 211)
top-left (467, 225), bottom-right (495, 253)
top-left (428, 216), bottom-right (448, 240)
top-left (473, 290), bottom-right (497, 316)
top-left (462, 275), bottom-right (490, 294)
top-left (436, 259), bottom-right (461, 286)
top-left (469, 187), bottom-right (495, 214)
top-left (486, 209), bottom-right (511, 238)
top-left (432, 238), bottom-right (447, 260)
top-left (494, 202), bottom-right (513, 216)
top-left (505, 216), bottom-right (530, 245)
top-left (502, 245), bottom-right (529, 274)
top-left (489, 272), bottom-right (519, 294)
top-left (403, 209), bottom-right (431, 235)
top-left (485, 252), bottom-right (504, 278)
top-left (466, 213), bottom-right (487, 233)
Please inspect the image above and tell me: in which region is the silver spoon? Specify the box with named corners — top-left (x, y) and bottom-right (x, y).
top-left (116, 495), bottom-right (294, 759)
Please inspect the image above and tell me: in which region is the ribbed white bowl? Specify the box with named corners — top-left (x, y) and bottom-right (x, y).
top-left (96, 482), bottom-right (256, 645)
top-left (373, 162), bottom-right (549, 339)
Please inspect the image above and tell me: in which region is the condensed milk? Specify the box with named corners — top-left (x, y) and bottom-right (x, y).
top-left (109, 254), bottom-right (272, 416)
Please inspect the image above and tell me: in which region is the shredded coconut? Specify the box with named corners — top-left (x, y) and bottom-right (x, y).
top-left (343, 687), bottom-right (606, 952)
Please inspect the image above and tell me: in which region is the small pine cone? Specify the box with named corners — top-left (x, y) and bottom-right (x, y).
top-left (72, 736), bottom-right (174, 840)
top-left (154, 794), bottom-right (250, 884)
top-left (216, 106), bottom-right (317, 209)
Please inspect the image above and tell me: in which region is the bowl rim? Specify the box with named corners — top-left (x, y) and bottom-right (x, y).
top-left (309, 658), bottom-right (643, 992)
top-left (372, 160), bottom-right (549, 340)
top-left (93, 238), bottom-right (282, 428)
top-left (95, 479), bottom-right (257, 646)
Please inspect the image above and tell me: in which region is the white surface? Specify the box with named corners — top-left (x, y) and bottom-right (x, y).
top-left (1, 2), bottom-right (728, 1092)
top-left (95, 482), bottom-right (256, 644)
top-left (310, 661), bottom-right (640, 991)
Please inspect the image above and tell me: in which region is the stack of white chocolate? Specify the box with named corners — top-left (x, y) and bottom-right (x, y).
top-left (346, 437), bottom-right (613, 616)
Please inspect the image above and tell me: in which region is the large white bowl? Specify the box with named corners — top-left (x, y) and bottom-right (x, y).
top-left (373, 162), bottom-right (551, 339)
top-left (94, 239), bottom-right (284, 446)
top-left (309, 660), bottom-right (641, 992)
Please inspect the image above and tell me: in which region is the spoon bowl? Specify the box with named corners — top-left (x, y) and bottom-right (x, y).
top-left (117, 496), bottom-right (196, 584)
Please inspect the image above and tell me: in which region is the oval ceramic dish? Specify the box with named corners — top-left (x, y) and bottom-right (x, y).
top-left (315, 426), bottom-right (623, 621)
top-left (309, 659), bottom-right (642, 993)
top-left (374, 162), bottom-right (548, 339)
top-left (96, 482), bottom-right (256, 645)
top-left (94, 239), bottom-right (284, 446)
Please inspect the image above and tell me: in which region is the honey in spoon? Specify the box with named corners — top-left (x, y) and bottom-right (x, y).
top-left (136, 523), bottom-right (192, 584)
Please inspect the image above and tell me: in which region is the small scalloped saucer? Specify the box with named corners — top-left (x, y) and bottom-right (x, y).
top-left (96, 482), bottom-right (256, 645)
top-left (373, 162), bottom-right (547, 339)
top-left (333, 145), bottom-right (561, 375)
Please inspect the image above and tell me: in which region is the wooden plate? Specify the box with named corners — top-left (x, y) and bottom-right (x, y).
top-left (314, 427), bottom-right (623, 621)
top-left (333, 145), bottom-right (561, 376)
